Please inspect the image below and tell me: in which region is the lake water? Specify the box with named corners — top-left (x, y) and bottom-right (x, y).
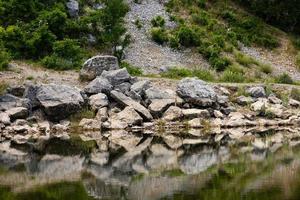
top-left (1, 128), bottom-right (300, 200)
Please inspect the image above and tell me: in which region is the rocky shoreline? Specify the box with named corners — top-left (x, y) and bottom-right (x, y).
top-left (1, 56), bottom-right (300, 144)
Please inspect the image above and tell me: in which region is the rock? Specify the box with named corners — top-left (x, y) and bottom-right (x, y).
top-left (66, 0), bottom-right (79, 17)
top-left (89, 93), bottom-right (108, 111)
top-left (0, 94), bottom-right (30, 111)
top-left (250, 98), bottom-right (268, 112)
top-left (84, 77), bottom-right (113, 95)
top-left (7, 85), bottom-right (25, 97)
top-left (182, 109), bottom-right (210, 119)
top-left (80, 55), bottom-right (119, 81)
top-left (100, 68), bottom-right (131, 86)
top-left (145, 87), bottom-right (175, 102)
top-left (79, 118), bottom-right (101, 130)
top-left (6, 107), bottom-right (28, 120)
top-left (115, 82), bottom-right (131, 94)
top-left (236, 96), bottom-right (254, 106)
top-left (247, 86), bottom-right (266, 98)
top-left (110, 90), bottom-right (153, 121)
top-left (130, 80), bottom-right (151, 96)
top-left (163, 106), bottom-right (183, 121)
top-left (221, 106), bottom-right (236, 115)
top-left (148, 99), bottom-right (175, 118)
top-left (96, 107), bottom-right (108, 122)
top-left (213, 110), bottom-right (224, 118)
top-left (90, 152), bottom-right (109, 166)
top-left (268, 94), bottom-right (282, 104)
top-left (289, 99), bottom-right (300, 107)
top-left (36, 84), bottom-right (85, 121)
top-left (109, 107), bottom-right (143, 128)
top-left (266, 104), bottom-right (285, 118)
top-left (0, 112), bottom-right (10, 125)
top-left (217, 95), bottom-right (229, 106)
top-left (176, 78), bottom-right (217, 107)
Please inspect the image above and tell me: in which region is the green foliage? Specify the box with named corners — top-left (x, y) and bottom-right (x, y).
top-left (134, 19), bottom-right (143, 29)
top-left (290, 88), bottom-right (300, 101)
top-left (151, 27), bottom-right (169, 45)
top-left (220, 69), bottom-right (245, 83)
top-left (235, 0), bottom-right (300, 34)
top-left (0, 46), bottom-right (10, 70)
top-left (176, 26), bottom-right (199, 47)
top-left (259, 63), bottom-right (273, 74)
top-left (275, 73), bottom-right (294, 85)
top-left (161, 67), bottom-right (215, 81)
top-left (151, 16), bottom-right (165, 27)
top-left (0, 0), bottom-right (129, 70)
top-left (42, 39), bottom-right (85, 70)
top-left (234, 52), bottom-right (257, 67)
top-left (120, 62), bottom-right (143, 76)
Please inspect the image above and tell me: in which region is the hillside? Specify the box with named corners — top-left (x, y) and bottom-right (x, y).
top-left (0, 0), bottom-right (300, 84)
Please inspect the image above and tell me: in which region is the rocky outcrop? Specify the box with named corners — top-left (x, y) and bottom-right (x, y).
top-left (80, 55), bottom-right (119, 81)
top-left (176, 78), bottom-right (217, 107)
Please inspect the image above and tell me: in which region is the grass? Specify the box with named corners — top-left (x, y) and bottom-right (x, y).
top-left (275, 73), bottom-right (294, 84)
top-left (290, 88), bottom-right (300, 101)
top-left (234, 51), bottom-right (258, 67)
top-left (160, 67), bottom-right (215, 81)
top-left (296, 52), bottom-right (300, 70)
top-left (220, 69), bottom-right (245, 83)
top-left (120, 61), bottom-right (143, 76)
top-left (259, 63), bottom-right (273, 74)
top-left (0, 82), bottom-right (8, 95)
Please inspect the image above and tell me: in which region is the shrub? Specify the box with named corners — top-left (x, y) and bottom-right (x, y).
top-left (291, 88), bottom-right (300, 101)
top-left (42, 55), bottom-right (74, 70)
top-left (193, 68), bottom-right (215, 81)
top-left (176, 26), bottom-right (199, 47)
top-left (161, 67), bottom-right (192, 79)
top-left (259, 63), bottom-right (273, 74)
top-left (0, 47), bottom-right (10, 71)
top-left (234, 51), bottom-right (257, 67)
top-left (151, 27), bottom-right (168, 45)
top-left (151, 16), bottom-right (165, 27)
top-left (220, 69), bottom-right (245, 83)
top-left (275, 73), bottom-right (294, 84)
top-left (192, 11), bottom-right (210, 26)
top-left (120, 62), bottom-right (143, 76)
top-left (209, 56), bottom-right (231, 71)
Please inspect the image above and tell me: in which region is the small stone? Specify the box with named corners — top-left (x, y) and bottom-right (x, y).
top-left (130, 80), bottom-right (151, 96)
top-left (268, 94), bottom-right (282, 104)
top-left (251, 98), bottom-right (268, 112)
top-left (236, 96), bottom-right (254, 106)
top-left (182, 109), bottom-right (210, 119)
top-left (213, 110), bottom-right (224, 118)
top-left (0, 112), bottom-right (10, 125)
top-left (148, 99), bottom-right (174, 118)
top-left (289, 99), bottom-right (300, 107)
top-left (96, 107), bottom-right (108, 122)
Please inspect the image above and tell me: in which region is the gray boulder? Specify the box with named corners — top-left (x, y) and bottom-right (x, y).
top-left (80, 55), bottom-right (119, 81)
top-left (176, 78), bottom-right (217, 107)
top-left (145, 87), bottom-right (174, 101)
top-left (247, 86), bottom-right (266, 98)
top-left (0, 94), bottom-right (30, 111)
top-left (66, 0), bottom-right (79, 17)
top-left (148, 99), bottom-right (175, 118)
top-left (131, 80), bottom-right (151, 96)
top-left (84, 77), bottom-right (113, 95)
top-left (35, 84), bottom-right (85, 121)
top-left (163, 106), bottom-right (183, 121)
top-left (110, 90), bottom-right (153, 121)
top-left (100, 68), bottom-right (131, 86)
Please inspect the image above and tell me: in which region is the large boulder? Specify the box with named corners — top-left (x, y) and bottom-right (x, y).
top-left (109, 106), bottom-right (143, 129)
top-left (84, 77), bottom-right (113, 95)
top-left (35, 84), bottom-right (85, 121)
top-left (110, 90), bottom-right (153, 121)
top-left (66, 0), bottom-right (79, 17)
top-left (176, 78), bottom-right (217, 107)
top-left (80, 55), bottom-right (119, 81)
top-left (89, 93), bottom-right (108, 111)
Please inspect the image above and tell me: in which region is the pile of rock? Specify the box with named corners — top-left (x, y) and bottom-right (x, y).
top-left (1, 55), bottom-right (300, 139)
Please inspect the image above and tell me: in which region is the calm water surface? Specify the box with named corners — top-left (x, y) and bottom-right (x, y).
top-left (1, 129), bottom-right (300, 200)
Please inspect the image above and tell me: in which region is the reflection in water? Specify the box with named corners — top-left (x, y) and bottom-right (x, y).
top-left (1, 128), bottom-right (300, 199)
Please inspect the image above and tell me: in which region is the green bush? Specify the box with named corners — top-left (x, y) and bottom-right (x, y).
top-left (42, 55), bottom-right (74, 70)
top-left (275, 73), bottom-right (294, 84)
top-left (220, 69), bottom-right (245, 83)
top-left (120, 62), bottom-right (143, 76)
top-left (161, 67), bottom-right (215, 81)
top-left (259, 63), bottom-right (273, 74)
top-left (151, 27), bottom-right (168, 45)
top-left (234, 51), bottom-right (257, 67)
top-left (209, 56), bottom-right (231, 71)
top-left (176, 26), bottom-right (199, 47)
top-left (151, 16), bottom-right (165, 27)
top-left (0, 47), bottom-right (10, 71)
top-left (290, 88), bottom-right (300, 101)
